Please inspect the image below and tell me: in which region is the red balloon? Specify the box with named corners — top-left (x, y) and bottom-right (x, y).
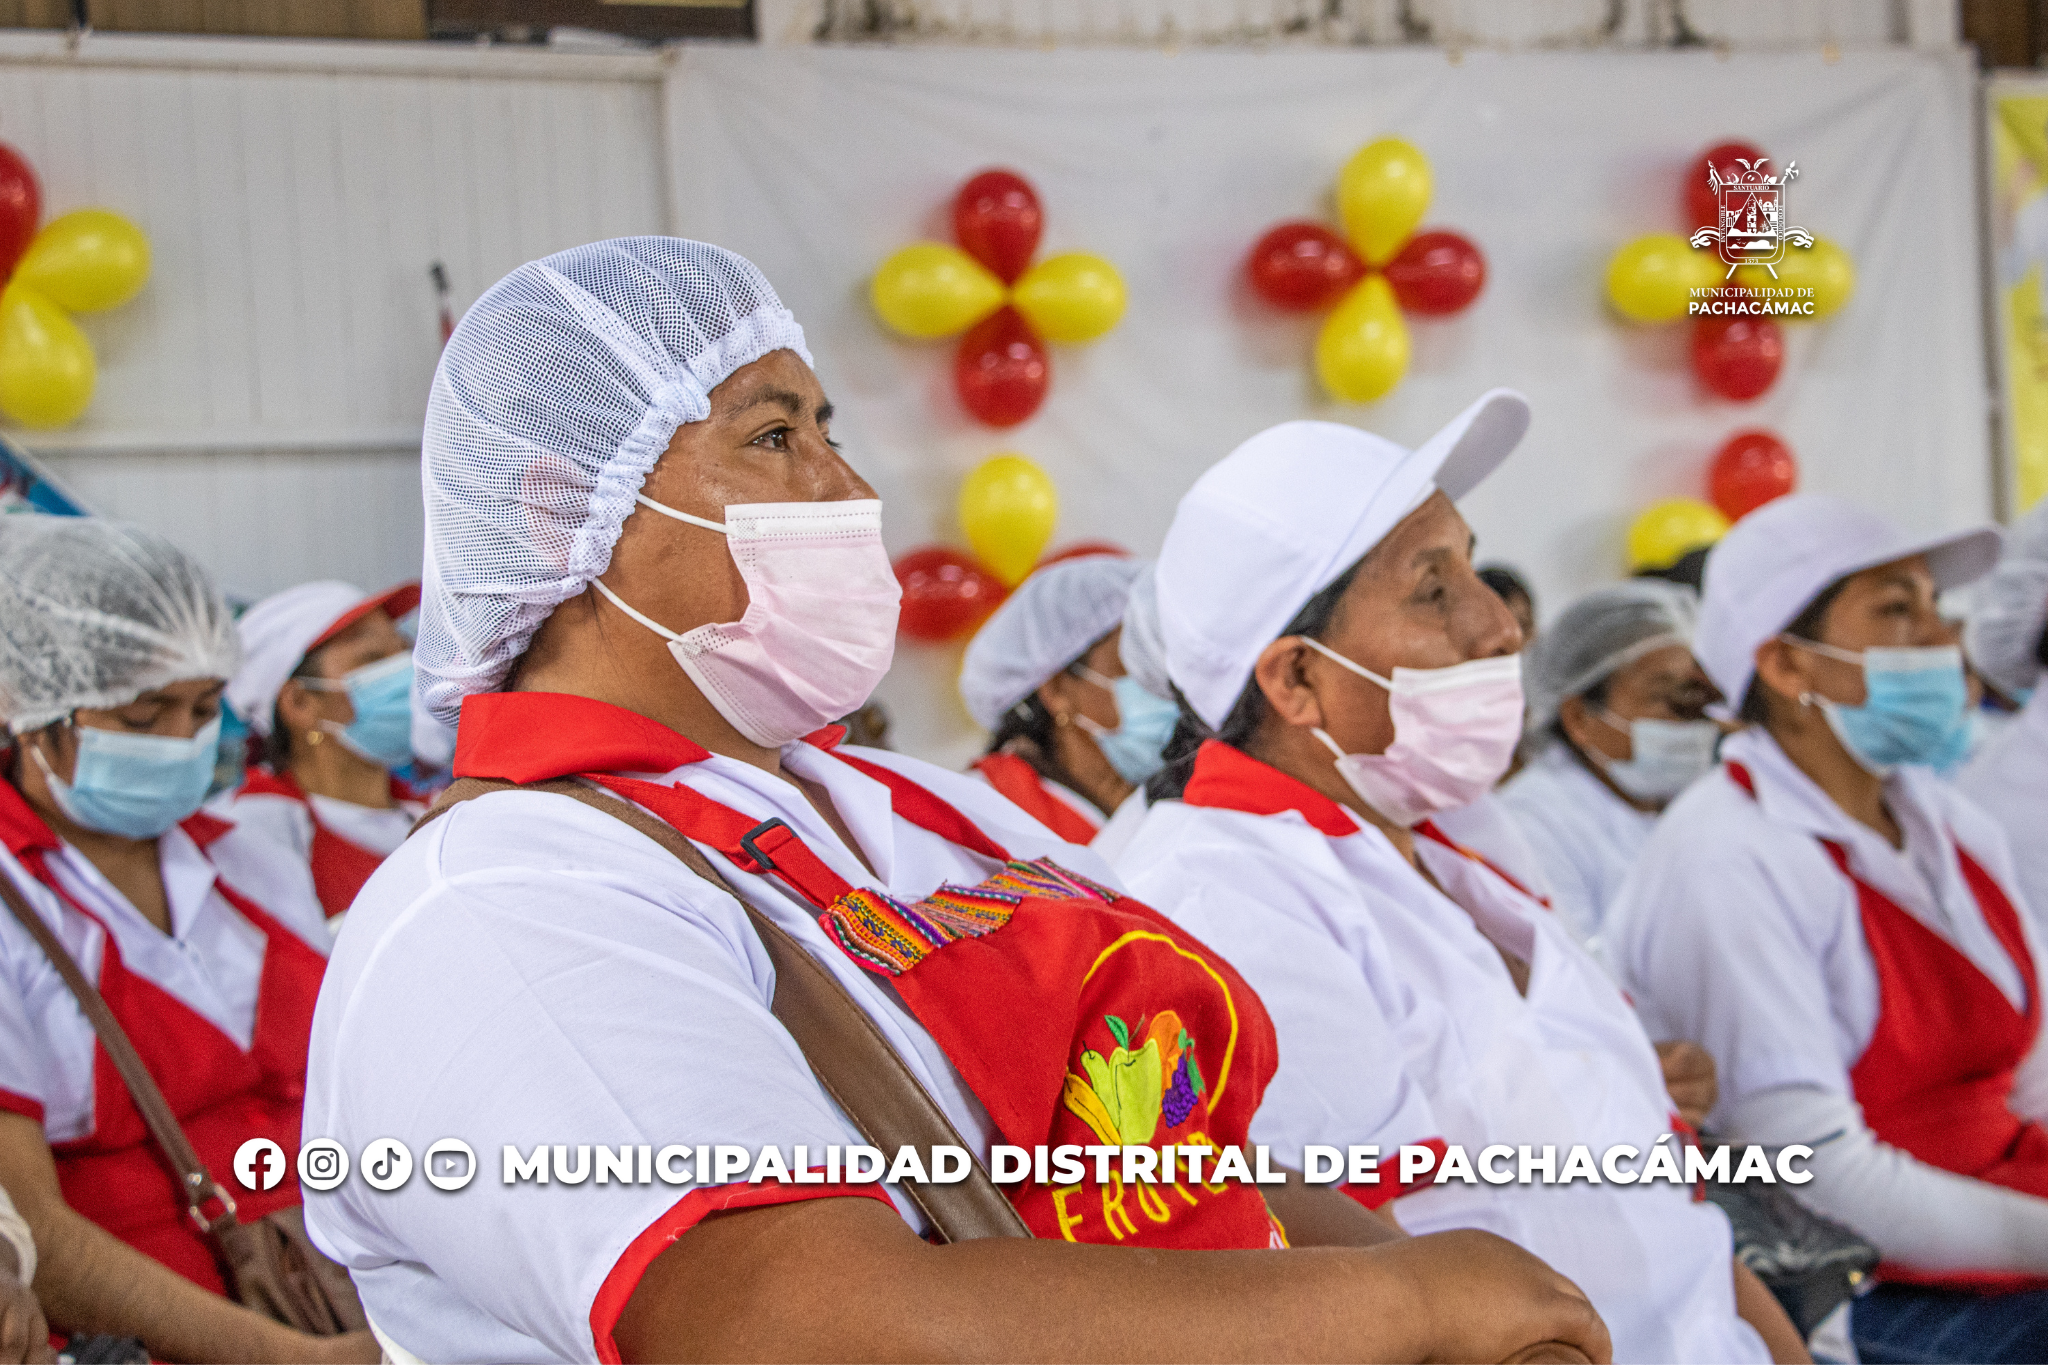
top-left (1247, 222), bottom-right (1365, 311)
top-left (0, 143), bottom-right (41, 281)
top-left (1709, 429), bottom-right (1798, 519)
top-left (1384, 230), bottom-right (1486, 316)
top-left (955, 307), bottom-right (1049, 428)
top-left (1691, 314), bottom-right (1783, 401)
top-left (895, 546), bottom-right (1008, 642)
top-left (954, 170), bottom-right (1043, 285)
top-left (1685, 140), bottom-right (1769, 233)
top-left (1038, 540), bottom-right (1131, 568)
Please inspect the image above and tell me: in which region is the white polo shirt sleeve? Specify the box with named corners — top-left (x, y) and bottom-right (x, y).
top-left (302, 792), bottom-right (891, 1364)
top-left (1607, 777), bottom-right (1861, 1109)
top-left (0, 916), bottom-right (48, 1123)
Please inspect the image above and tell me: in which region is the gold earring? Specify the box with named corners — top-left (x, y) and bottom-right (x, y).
top-left (1054, 711), bottom-right (1071, 728)
top-left (305, 728), bottom-right (324, 747)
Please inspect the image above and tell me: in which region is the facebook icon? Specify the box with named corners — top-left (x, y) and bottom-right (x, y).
top-left (233, 1137), bottom-right (287, 1192)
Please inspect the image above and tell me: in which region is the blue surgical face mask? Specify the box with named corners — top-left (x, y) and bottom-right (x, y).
top-left (1593, 712), bottom-right (1721, 804)
top-left (1073, 668), bottom-right (1179, 786)
top-left (32, 715), bottom-right (223, 840)
top-left (302, 652), bottom-right (415, 770)
top-left (1786, 639), bottom-right (1970, 773)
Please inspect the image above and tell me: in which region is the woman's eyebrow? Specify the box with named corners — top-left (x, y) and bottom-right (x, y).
top-left (731, 386), bottom-right (808, 418)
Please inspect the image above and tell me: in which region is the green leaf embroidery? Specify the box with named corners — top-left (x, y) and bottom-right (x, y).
top-left (1186, 1053), bottom-right (1206, 1096)
top-left (1105, 1014), bottom-right (1130, 1049)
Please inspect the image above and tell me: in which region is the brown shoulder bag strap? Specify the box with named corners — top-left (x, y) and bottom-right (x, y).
top-left (0, 865), bottom-right (241, 1237)
top-left (416, 776), bottom-right (1031, 1243)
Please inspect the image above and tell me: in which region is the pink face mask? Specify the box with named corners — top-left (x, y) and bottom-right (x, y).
top-left (593, 496), bottom-right (901, 748)
top-left (1299, 637), bottom-right (1524, 828)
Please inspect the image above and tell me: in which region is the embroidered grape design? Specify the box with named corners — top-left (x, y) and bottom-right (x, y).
top-left (1162, 1030), bottom-right (1205, 1128)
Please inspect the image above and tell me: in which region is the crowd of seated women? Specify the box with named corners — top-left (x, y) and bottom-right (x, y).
top-left (0, 233), bottom-right (2042, 1364)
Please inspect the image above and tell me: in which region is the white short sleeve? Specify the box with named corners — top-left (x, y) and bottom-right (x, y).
top-left (303, 793), bottom-right (887, 1363)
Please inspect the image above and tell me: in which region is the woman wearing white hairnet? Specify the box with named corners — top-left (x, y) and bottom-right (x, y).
top-left (1087, 562), bottom-right (1177, 863)
top-left (299, 238), bottom-right (1608, 1365)
top-left (1496, 580), bottom-right (1720, 945)
top-left (0, 517), bottom-right (372, 1363)
top-left (1113, 398), bottom-right (1801, 1365)
top-left (220, 580), bottom-right (425, 921)
top-left (1607, 494), bottom-right (2048, 1364)
top-left (1958, 497), bottom-right (2048, 923)
top-left (959, 554), bottom-right (1177, 844)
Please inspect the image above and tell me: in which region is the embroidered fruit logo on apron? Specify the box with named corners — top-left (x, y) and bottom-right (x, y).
top-left (825, 860), bottom-right (1283, 1250)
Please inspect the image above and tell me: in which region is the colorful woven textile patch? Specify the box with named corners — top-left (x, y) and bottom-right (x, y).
top-left (821, 857), bottom-right (1116, 976)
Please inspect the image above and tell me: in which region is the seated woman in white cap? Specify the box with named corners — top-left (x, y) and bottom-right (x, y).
top-left (222, 580), bottom-right (424, 921)
top-left (1959, 496), bottom-right (2048, 923)
top-left (0, 517), bottom-right (371, 1363)
top-left (1115, 397), bottom-right (1802, 1365)
top-left (1606, 494), bottom-right (2048, 1364)
top-left (960, 554), bottom-right (1178, 844)
top-left (300, 239), bottom-right (1608, 1365)
top-left (1498, 580), bottom-right (1720, 946)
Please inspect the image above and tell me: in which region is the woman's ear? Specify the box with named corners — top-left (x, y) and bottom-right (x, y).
top-left (274, 679), bottom-right (319, 736)
top-left (1252, 637), bottom-right (1327, 732)
top-left (1750, 637), bottom-right (1810, 712)
top-left (1556, 694), bottom-right (1597, 753)
top-left (1034, 677), bottom-right (1074, 726)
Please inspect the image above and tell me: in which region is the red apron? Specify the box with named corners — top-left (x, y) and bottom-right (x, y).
top-left (5, 796), bottom-right (325, 1294)
top-left (237, 768), bottom-right (406, 917)
top-left (971, 753), bottom-right (1103, 846)
top-left (457, 692), bottom-right (1282, 1250)
top-left (1729, 760), bottom-right (2048, 1291)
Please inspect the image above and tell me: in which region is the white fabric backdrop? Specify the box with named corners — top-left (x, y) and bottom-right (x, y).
top-left (665, 46), bottom-right (1988, 768)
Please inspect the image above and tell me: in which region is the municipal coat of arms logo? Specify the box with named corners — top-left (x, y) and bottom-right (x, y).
top-left (1689, 157), bottom-right (1814, 276)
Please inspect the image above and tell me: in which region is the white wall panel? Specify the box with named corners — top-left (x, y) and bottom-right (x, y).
top-left (0, 33), bottom-right (668, 598)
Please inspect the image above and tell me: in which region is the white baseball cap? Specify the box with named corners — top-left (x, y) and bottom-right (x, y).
top-left (1695, 493), bottom-right (2002, 710)
top-left (227, 580), bottom-right (421, 737)
top-left (1157, 388), bottom-right (1532, 730)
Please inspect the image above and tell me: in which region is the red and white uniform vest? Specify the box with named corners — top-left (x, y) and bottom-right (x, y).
top-left (225, 769), bottom-right (424, 919)
top-left (0, 777), bottom-right (331, 1293)
top-left (1609, 726), bottom-right (2048, 1288)
top-left (1115, 741), bottom-right (1767, 1365)
top-left (969, 752), bottom-right (1105, 845)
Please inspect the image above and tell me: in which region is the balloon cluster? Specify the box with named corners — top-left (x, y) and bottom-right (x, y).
top-left (1626, 428), bottom-right (1799, 571)
top-left (1246, 138), bottom-right (1485, 404)
top-left (895, 454), bottom-right (1129, 642)
top-left (872, 171), bottom-right (1126, 428)
top-left (0, 145), bottom-right (152, 428)
top-left (1605, 140), bottom-right (1854, 402)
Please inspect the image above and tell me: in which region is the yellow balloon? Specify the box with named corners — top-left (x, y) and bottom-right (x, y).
top-left (959, 453), bottom-right (1057, 587)
top-left (1736, 237), bottom-right (1855, 320)
top-left (870, 243), bottom-right (1004, 339)
top-left (1011, 253), bottom-right (1126, 344)
top-left (1338, 138), bottom-right (1432, 267)
top-left (15, 210), bottom-right (151, 313)
top-left (1315, 276), bottom-right (1410, 404)
top-left (1627, 498), bottom-right (1731, 572)
top-left (1606, 235), bottom-right (1720, 323)
top-left (0, 282), bottom-right (96, 428)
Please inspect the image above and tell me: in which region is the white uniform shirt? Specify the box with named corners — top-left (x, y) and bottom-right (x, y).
top-left (1607, 726), bottom-right (2048, 1122)
top-left (302, 737), bottom-right (1113, 1365)
top-left (1958, 688), bottom-right (2048, 944)
top-left (0, 800), bottom-right (330, 1140)
top-left (1427, 789), bottom-right (1559, 913)
top-left (222, 786), bottom-right (421, 862)
top-left (1090, 787), bottom-right (1149, 863)
top-left (1499, 743), bottom-right (1658, 947)
top-left (1113, 746), bottom-right (1765, 1365)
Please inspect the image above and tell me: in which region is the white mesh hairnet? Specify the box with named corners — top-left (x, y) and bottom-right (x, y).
top-left (1967, 496), bottom-right (2048, 698)
top-left (0, 515), bottom-right (239, 734)
top-left (960, 556), bottom-right (1143, 731)
top-left (414, 237), bottom-right (812, 727)
top-left (1118, 562), bottom-right (1170, 700)
top-left (1524, 579), bottom-right (1699, 742)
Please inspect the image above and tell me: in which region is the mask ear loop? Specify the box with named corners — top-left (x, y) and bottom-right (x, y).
top-left (634, 494), bottom-right (728, 534)
top-left (590, 577), bottom-right (685, 644)
top-left (1297, 636), bottom-right (1396, 691)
